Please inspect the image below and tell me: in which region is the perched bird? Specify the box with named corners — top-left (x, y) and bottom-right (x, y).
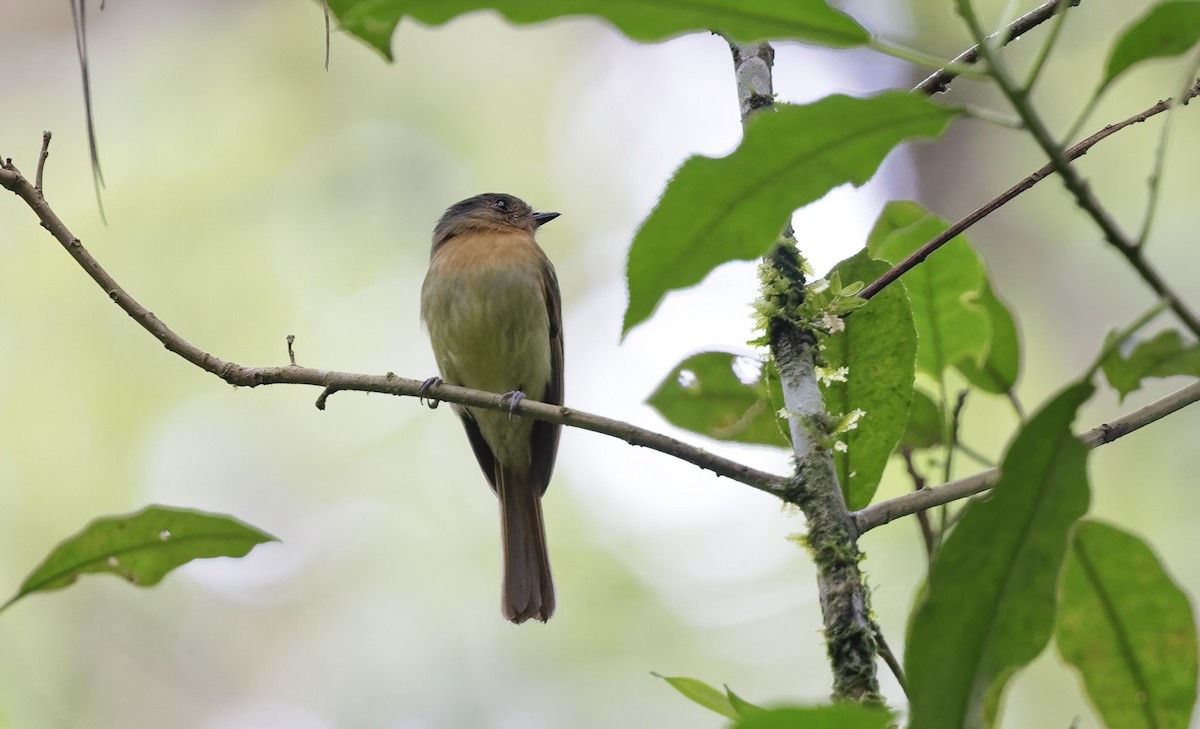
top-left (419, 193), bottom-right (563, 623)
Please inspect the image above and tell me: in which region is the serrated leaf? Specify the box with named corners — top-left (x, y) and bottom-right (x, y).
top-left (1057, 520), bottom-right (1198, 729)
top-left (867, 201), bottom-right (989, 380)
top-left (647, 351), bottom-right (789, 447)
top-left (1103, 1), bottom-right (1200, 89)
top-left (1101, 329), bottom-right (1200, 401)
top-left (3, 505), bottom-right (278, 610)
top-left (901, 389), bottom-right (943, 450)
top-left (623, 94), bottom-right (960, 335)
top-left (955, 282), bottom-right (1020, 395)
top-left (652, 673), bottom-right (739, 720)
top-left (906, 384), bottom-right (1094, 729)
top-left (327, 0), bottom-right (869, 61)
top-left (820, 251), bottom-right (916, 509)
top-left (730, 704), bottom-right (893, 729)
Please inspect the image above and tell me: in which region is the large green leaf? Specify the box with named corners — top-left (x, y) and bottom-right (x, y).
top-left (954, 282), bottom-right (1020, 395)
top-left (820, 251), bottom-right (916, 509)
top-left (327, 0), bottom-right (869, 61)
top-left (647, 351), bottom-right (788, 447)
top-left (624, 94), bottom-right (960, 335)
top-left (906, 384), bottom-right (1094, 729)
top-left (1103, 1), bottom-right (1200, 89)
top-left (1057, 520), bottom-right (1198, 729)
top-left (730, 705), bottom-right (893, 729)
top-left (867, 201), bottom-right (990, 380)
top-left (3, 506), bottom-right (278, 609)
top-left (1101, 329), bottom-right (1200, 401)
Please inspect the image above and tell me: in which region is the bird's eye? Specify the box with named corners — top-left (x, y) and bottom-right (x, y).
top-left (493, 199), bottom-right (509, 211)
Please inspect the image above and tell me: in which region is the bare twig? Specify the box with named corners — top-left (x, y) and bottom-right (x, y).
top-left (900, 448), bottom-right (937, 556)
top-left (69, 0), bottom-right (106, 222)
top-left (956, 1), bottom-right (1200, 339)
top-left (914, 0), bottom-right (1083, 95)
top-left (323, 0), bottom-right (331, 71)
top-left (861, 80), bottom-right (1200, 302)
top-left (871, 622), bottom-right (909, 698)
top-left (34, 131), bottom-right (51, 194)
top-left (0, 156), bottom-right (788, 499)
top-left (286, 334), bottom-right (298, 366)
top-left (853, 379), bottom-right (1200, 532)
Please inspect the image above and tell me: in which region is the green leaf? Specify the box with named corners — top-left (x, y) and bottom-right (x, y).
top-left (1057, 520), bottom-right (1198, 729)
top-left (3, 505), bottom-right (278, 610)
top-left (1103, 1), bottom-right (1200, 89)
top-left (725, 685), bottom-right (765, 717)
top-left (651, 673), bottom-right (739, 720)
top-left (1101, 329), bottom-right (1200, 401)
top-left (327, 0), bottom-right (869, 61)
top-left (820, 251), bottom-right (916, 509)
top-left (647, 351), bottom-right (789, 447)
top-left (623, 94), bottom-right (960, 335)
top-left (730, 704), bottom-right (893, 729)
top-left (867, 201), bottom-right (989, 379)
top-left (954, 282), bottom-right (1020, 395)
top-left (906, 383), bottom-right (1094, 729)
top-left (900, 389), bottom-right (943, 450)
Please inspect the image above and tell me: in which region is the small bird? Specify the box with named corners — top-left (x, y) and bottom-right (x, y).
top-left (419, 193), bottom-right (563, 623)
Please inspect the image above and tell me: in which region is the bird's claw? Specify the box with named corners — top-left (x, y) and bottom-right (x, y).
top-left (418, 376), bottom-right (443, 409)
top-left (500, 390), bottom-right (526, 420)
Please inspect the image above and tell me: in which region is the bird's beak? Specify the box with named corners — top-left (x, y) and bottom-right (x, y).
top-left (532, 211), bottom-right (560, 227)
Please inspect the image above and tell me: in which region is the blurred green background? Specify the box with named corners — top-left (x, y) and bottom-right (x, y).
top-left (1, 1), bottom-right (1197, 727)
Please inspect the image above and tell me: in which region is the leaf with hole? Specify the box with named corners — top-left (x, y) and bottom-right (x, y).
top-left (624, 94), bottom-right (960, 335)
top-left (1057, 520), bottom-right (1198, 729)
top-left (955, 281), bottom-right (1020, 395)
top-left (3, 505), bottom-right (278, 610)
top-left (648, 351), bottom-right (789, 447)
top-left (326, 0), bottom-right (869, 61)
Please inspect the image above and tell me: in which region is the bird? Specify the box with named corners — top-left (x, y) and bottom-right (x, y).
top-left (419, 193), bottom-right (563, 623)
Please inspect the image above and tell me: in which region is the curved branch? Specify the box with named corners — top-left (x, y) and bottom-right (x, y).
top-left (853, 379), bottom-right (1200, 532)
top-left (0, 153), bottom-right (788, 499)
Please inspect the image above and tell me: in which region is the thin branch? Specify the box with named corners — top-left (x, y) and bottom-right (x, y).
top-left (900, 448), bottom-right (937, 556)
top-left (871, 622), bottom-right (909, 698)
top-left (853, 379), bottom-right (1200, 532)
top-left (913, 0), bottom-right (1083, 95)
top-left (0, 155), bottom-right (788, 499)
top-left (956, 0), bottom-right (1200, 339)
top-left (34, 131), bottom-right (51, 194)
top-left (860, 79), bottom-right (1200, 302)
top-left (322, 0), bottom-right (331, 71)
top-left (69, 0), bottom-right (107, 223)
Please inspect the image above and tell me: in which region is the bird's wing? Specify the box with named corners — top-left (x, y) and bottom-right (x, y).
top-left (529, 256), bottom-right (563, 496)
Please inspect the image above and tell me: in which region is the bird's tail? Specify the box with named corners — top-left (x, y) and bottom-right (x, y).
top-left (497, 466), bottom-right (555, 623)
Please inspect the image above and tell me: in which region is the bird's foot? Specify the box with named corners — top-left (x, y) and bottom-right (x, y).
top-left (500, 390), bottom-right (526, 420)
top-left (418, 377), bottom-right (443, 409)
